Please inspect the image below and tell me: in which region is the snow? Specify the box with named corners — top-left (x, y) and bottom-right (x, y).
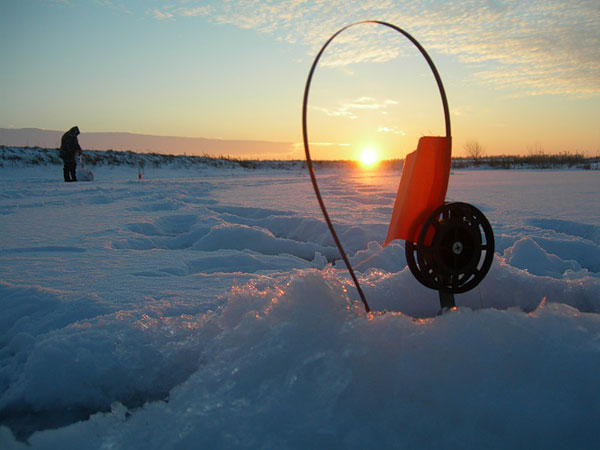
top-left (0, 165), bottom-right (599, 449)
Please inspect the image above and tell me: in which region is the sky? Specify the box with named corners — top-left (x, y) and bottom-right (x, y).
top-left (0, 0), bottom-right (599, 160)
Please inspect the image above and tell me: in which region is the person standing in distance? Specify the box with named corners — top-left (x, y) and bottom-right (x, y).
top-left (59, 126), bottom-right (82, 182)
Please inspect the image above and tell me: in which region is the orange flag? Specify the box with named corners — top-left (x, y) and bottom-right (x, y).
top-left (384, 136), bottom-right (452, 245)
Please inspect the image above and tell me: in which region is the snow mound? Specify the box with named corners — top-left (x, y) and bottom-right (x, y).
top-left (504, 237), bottom-right (584, 278)
top-left (4, 272), bottom-right (598, 450)
top-left (0, 283), bottom-right (216, 439)
top-left (183, 250), bottom-right (314, 274)
top-left (361, 254), bottom-right (600, 317)
top-left (527, 218), bottom-right (600, 245)
top-left (191, 222), bottom-right (338, 261)
top-left (349, 241), bottom-right (406, 272)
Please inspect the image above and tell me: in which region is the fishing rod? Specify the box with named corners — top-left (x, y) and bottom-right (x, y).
top-left (302, 21), bottom-right (452, 313)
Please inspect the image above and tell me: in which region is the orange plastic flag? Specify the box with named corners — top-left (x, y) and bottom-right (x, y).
top-left (384, 136), bottom-right (452, 245)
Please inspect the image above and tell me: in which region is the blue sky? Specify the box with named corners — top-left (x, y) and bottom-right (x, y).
top-left (1, 0), bottom-right (598, 159)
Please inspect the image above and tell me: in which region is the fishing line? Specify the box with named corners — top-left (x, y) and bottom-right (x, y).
top-left (353, 246), bottom-right (386, 270)
top-left (478, 285), bottom-right (484, 309)
top-left (303, 21), bottom-right (451, 313)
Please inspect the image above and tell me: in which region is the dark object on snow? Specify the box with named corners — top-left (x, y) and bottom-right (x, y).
top-left (77, 154), bottom-right (94, 182)
top-left (405, 202), bottom-right (495, 308)
top-left (62, 158), bottom-right (77, 183)
top-left (60, 126), bottom-right (82, 182)
top-left (303, 21), bottom-right (495, 312)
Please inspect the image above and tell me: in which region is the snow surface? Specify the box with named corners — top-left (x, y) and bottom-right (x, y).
top-left (0, 165), bottom-right (599, 449)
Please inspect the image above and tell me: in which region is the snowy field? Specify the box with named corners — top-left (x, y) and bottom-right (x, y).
top-left (1, 165), bottom-right (599, 449)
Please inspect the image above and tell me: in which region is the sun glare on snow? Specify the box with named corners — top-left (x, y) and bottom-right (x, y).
top-left (359, 147), bottom-right (379, 168)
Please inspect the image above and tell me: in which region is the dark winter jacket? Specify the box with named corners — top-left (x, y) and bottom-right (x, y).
top-left (59, 126), bottom-right (82, 161)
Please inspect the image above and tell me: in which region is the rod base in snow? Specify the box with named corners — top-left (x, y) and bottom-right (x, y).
top-left (405, 202), bottom-right (495, 308)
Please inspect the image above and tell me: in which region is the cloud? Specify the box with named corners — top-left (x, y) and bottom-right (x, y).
top-left (307, 142), bottom-right (351, 147)
top-left (147, 3), bottom-right (212, 20)
top-left (377, 126), bottom-right (406, 135)
top-left (312, 97), bottom-right (398, 120)
top-left (418, 0), bottom-right (600, 97)
top-left (179, 6), bottom-right (212, 17)
top-left (208, 1), bottom-right (600, 96)
top-left (149, 8), bottom-right (173, 20)
top-left (106, 0), bottom-right (598, 97)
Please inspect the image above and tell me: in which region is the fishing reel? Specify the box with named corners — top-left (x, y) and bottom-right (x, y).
top-left (405, 202), bottom-right (495, 308)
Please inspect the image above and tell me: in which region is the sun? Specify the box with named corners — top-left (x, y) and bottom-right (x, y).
top-left (359, 147), bottom-right (379, 168)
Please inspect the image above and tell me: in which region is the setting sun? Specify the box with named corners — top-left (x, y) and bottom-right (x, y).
top-left (359, 147), bottom-right (379, 168)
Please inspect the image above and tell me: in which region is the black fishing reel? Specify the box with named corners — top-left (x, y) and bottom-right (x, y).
top-left (405, 202), bottom-right (494, 308)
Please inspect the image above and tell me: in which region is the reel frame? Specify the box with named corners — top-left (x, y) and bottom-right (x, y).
top-left (405, 202), bottom-right (495, 307)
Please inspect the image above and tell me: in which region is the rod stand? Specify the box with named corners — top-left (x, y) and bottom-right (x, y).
top-left (439, 291), bottom-right (456, 309)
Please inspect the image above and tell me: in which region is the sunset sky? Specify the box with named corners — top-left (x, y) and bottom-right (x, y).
top-left (1, 0), bottom-right (598, 160)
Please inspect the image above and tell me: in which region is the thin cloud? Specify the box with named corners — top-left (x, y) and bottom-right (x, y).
top-left (179, 6), bottom-right (212, 17)
top-left (312, 97), bottom-right (398, 120)
top-left (309, 142), bottom-right (351, 147)
top-left (147, 3), bottom-right (212, 20)
top-left (377, 126), bottom-right (406, 135)
top-left (184, 0), bottom-right (600, 97)
top-left (108, 0), bottom-right (599, 97)
top-left (149, 8), bottom-right (173, 20)
top-left (352, 98), bottom-right (397, 109)
top-left (292, 141), bottom-right (350, 152)
top-left (311, 105), bottom-right (358, 120)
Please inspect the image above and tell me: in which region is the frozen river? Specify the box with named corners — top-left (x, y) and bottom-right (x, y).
top-left (1, 166), bottom-right (599, 449)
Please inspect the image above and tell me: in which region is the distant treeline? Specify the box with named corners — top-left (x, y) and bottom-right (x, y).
top-left (0, 146), bottom-right (306, 170)
top-left (452, 151), bottom-right (599, 170)
top-left (0, 146), bottom-right (598, 170)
